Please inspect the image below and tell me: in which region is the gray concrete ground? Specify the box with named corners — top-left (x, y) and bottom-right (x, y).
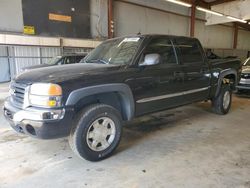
top-left (0, 82), bottom-right (250, 188)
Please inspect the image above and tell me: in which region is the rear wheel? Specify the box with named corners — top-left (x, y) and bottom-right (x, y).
top-left (212, 84), bottom-right (232, 115)
top-left (69, 104), bottom-right (122, 161)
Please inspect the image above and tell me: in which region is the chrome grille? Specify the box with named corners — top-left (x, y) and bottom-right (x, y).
top-left (10, 82), bottom-right (27, 109)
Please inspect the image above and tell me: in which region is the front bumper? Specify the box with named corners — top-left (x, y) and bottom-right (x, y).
top-left (3, 98), bottom-right (74, 139)
top-left (237, 85), bottom-right (250, 90)
top-left (237, 78), bottom-right (250, 90)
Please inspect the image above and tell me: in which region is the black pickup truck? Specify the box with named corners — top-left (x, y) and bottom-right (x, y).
top-left (3, 35), bottom-right (241, 161)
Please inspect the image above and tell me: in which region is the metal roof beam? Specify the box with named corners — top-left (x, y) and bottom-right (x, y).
top-left (209, 0), bottom-right (237, 6)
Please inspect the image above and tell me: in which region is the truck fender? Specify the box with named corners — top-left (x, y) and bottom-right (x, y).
top-left (65, 83), bottom-right (135, 120)
top-left (215, 68), bottom-right (237, 97)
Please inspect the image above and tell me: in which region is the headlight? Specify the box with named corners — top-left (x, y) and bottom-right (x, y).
top-left (29, 83), bottom-right (62, 108)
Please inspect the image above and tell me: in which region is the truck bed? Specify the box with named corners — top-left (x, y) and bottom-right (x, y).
top-left (210, 58), bottom-right (242, 72)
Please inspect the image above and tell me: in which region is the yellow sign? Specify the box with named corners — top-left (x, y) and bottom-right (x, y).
top-left (23, 26), bottom-right (35, 35)
top-left (49, 13), bottom-right (72, 23)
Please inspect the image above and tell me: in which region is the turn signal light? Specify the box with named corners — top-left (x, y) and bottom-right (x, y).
top-left (48, 84), bottom-right (62, 96)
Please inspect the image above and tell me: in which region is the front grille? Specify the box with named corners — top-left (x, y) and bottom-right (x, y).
top-left (10, 82), bottom-right (27, 109)
top-left (241, 73), bottom-right (250, 79)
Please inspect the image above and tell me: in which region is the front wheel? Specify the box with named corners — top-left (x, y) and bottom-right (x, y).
top-left (69, 104), bottom-right (122, 161)
top-left (212, 84), bottom-right (232, 115)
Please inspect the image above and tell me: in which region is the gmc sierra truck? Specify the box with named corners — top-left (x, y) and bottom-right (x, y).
top-left (3, 35), bottom-right (241, 161)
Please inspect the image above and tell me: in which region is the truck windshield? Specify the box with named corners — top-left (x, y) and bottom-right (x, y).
top-left (243, 58), bottom-right (250, 66)
top-left (84, 37), bottom-right (143, 65)
top-left (46, 56), bottom-right (62, 65)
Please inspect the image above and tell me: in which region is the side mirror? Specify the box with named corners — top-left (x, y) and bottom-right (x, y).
top-left (139, 53), bottom-right (161, 66)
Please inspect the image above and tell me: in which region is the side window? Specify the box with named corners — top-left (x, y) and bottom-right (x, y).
top-left (175, 38), bottom-right (203, 64)
top-left (64, 56), bottom-right (76, 64)
top-left (75, 56), bottom-right (84, 63)
top-left (56, 58), bottom-right (63, 65)
top-left (143, 37), bottom-right (176, 64)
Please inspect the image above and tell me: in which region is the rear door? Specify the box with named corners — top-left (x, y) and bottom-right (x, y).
top-left (173, 38), bottom-right (211, 102)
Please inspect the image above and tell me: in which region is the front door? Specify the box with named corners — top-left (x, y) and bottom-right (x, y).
top-left (127, 37), bottom-right (186, 116)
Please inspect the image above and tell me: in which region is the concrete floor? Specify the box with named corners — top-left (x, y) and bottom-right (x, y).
top-left (0, 82), bottom-right (250, 188)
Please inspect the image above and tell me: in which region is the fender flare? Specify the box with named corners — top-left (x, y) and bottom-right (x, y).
top-left (65, 83), bottom-right (135, 120)
top-left (215, 68), bottom-right (237, 97)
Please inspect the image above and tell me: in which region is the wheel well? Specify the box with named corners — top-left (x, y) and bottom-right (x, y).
top-left (224, 74), bottom-right (236, 89)
top-left (215, 72), bottom-right (237, 98)
top-left (74, 92), bottom-right (130, 121)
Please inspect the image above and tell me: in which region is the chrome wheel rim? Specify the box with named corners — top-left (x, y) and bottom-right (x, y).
top-left (223, 91), bottom-right (230, 110)
top-left (86, 117), bottom-right (116, 151)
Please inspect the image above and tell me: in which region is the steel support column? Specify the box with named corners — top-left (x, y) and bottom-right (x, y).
top-left (108, 0), bottom-right (114, 38)
top-left (190, 4), bottom-right (196, 37)
top-left (233, 23), bottom-right (238, 49)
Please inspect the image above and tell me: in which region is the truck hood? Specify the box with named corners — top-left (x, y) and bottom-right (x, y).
top-left (242, 66), bottom-right (250, 74)
top-left (14, 63), bottom-right (119, 84)
top-left (23, 64), bottom-right (54, 71)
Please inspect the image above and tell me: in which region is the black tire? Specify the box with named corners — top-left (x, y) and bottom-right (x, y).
top-left (212, 84), bottom-right (232, 115)
top-left (69, 104), bottom-right (122, 161)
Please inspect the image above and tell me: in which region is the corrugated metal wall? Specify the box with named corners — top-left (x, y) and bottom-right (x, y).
top-left (114, 0), bottom-right (250, 50)
top-left (0, 45), bottom-right (10, 82)
top-left (0, 45), bottom-right (92, 82)
top-left (40, 47), bottom-right (62, 64)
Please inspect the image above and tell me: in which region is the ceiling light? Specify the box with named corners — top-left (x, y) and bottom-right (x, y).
top-left (227, 16), bottom-right (247, 23)
top-left (165, 0), bottom-right (192, 8)
top-left (196, 7), bottom-right (223, 16)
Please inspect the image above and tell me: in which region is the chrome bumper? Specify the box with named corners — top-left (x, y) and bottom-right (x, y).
top-left (239, 78), bottom-right (250, 85)
top-left (3, 98), bottom-right (65, 122)
top-left (237, 78), bottom-right (250, 90)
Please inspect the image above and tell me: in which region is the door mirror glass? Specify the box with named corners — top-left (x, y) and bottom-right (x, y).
top-left (139, 53), bottom-right (160, 66)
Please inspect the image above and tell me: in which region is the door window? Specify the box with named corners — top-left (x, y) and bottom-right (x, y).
top-left (56, 58), bottom-right (63, 65)
top-left (75, 56), bottom-right (84, 63)
top-left (64, 56), bottom-right (76, 64)
top-left (142, 37), bottom-right (176, 64)
top-left (174, 38), bottom-right (203, 64)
